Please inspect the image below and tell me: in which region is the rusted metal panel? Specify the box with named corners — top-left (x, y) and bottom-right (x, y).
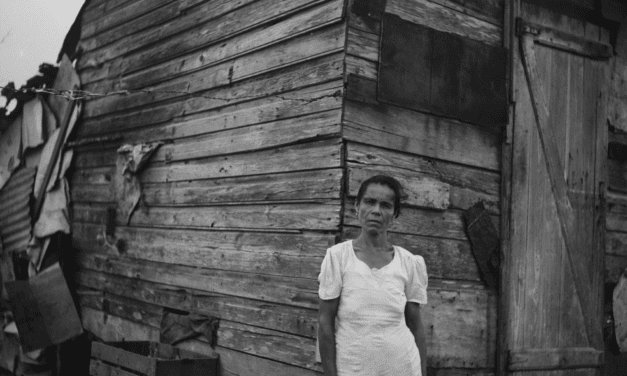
top-left (0, 167), bottom-right (36, 253)
top-left (5, 263), bottom-right (83, 352)
top-left (378, 13), bottom-right (508, 127)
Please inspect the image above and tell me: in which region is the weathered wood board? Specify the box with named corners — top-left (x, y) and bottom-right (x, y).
top-left (93, 82), bottom-right (343, 145)
top-left (78, 274), bottom-right (321, 339)
top-left (345, 142), bottom-right (500, 213)
top-left (345, 200), bottom-right (466, 240)
top-left (79, 80), bottom-right (344, 138)
top-left (81, 0), bottom-right (206, 48)
top-left (429, 0), bottom-right (503, 25)
top-left (72, 168), bottom-right (342, 205)
top-left (81, 306), bottom-right (160, 342)
top-left (77, 264), bottom-right (496, 368)
top-left (386, 0), bottom-right (502, 46)
top-left (81, 0), bottom-right (180, 39)
top-left (78, 291), bottom-right (163, 328)
top-left (82, 25), bottom-right (346, 118)
top-left (83, 1), bottom-right (345, 93)
top-left (348, 166), bottom-right (451, 210)
top-left (343, 101), bottom-right (501, 171)
top-left (149, 110), bottom-right (342, 163)
top-left (79, 0), bottom-right (333, 74)
top-left (81, 67), bottom-right (344, 138)
top-left (73, 201), bottom-right (341, 231)
top-left (73, 222), bottom-right (333, 279)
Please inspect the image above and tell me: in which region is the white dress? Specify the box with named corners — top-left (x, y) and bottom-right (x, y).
top-left (318, 240), bottom-right (428, 376)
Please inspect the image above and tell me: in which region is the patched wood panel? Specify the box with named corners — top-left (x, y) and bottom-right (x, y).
top-left (387, 0), bottom-right (502, 45)
top-left (346, 143), bottom-right (500, 213)
top-left (343, 100), bottom-right (501, 171)
top-left (379, 14), bottom-right (432, 112)
top-left (430, 0), bottom-right (503, 25)
top-left (379, 13), bottom-right (507, 127)
top-left (348, 167), bottom-right (450, 210)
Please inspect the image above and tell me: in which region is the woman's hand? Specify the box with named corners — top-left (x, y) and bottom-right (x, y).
top-left (318, 297), bottom-right (340, 376)
top-left (405, 302), bottom-right (428, 376)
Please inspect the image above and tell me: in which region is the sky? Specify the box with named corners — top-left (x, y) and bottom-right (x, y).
top-left (0, 0), bottom-right (84, 89)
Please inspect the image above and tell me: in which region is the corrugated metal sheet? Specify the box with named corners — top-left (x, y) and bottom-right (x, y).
top-left (0, 168), bottom-right (36, 253)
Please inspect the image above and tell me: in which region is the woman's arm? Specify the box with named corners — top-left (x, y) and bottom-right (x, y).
top-left (318, 297), bottom-right (340, 376)
top-left (405, 302), bottom-right (427, 376)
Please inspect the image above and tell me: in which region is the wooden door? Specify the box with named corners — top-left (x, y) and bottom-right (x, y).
top-left (506, 3), bottom-right (610, 374)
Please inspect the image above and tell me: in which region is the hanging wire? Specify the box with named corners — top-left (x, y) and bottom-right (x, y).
top-left (0, 85), bottom-right (343, 103)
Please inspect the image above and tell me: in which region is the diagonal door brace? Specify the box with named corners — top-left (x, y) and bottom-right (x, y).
top-left (518, 29), bottom-right (603, 349)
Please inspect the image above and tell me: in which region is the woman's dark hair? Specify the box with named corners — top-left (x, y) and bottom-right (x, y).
top-left (356, 175), bottom-right (403, 218)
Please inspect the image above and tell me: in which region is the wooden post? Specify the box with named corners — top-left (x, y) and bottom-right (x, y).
top-left (498, 1), bottom-right (518, 375)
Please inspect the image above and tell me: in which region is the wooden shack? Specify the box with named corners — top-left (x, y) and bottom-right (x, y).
top-left (67, 0), bottom-right (627, 374)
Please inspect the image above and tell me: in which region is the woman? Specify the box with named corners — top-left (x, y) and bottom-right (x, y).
top-left (317, 175), bottom-right (428, 376)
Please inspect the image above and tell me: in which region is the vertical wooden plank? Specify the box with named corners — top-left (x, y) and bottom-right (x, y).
top-left (583, 57), bottom-right (607, 352)
top-left (499, 0), bottom-right (515, 372)
top-left (545, 45), bottom-right (569, 353)
top-left (579, 55), bottom-right (597, 283)
top-left (524, 41), bottom-right (554, 350)
top-left (378, 13), bottom-right (432, 111)
top-left (458, 38), bottom-right (509, 126)
top-left (430, 30), bottom-right (462, 115)
top-left (533, 42), bottom-right (563, 350)
top-left (509, 32), bottom-right (533, 351)
top-left (558, 18), bottom-right (588, 354)
top-left (593, 59), bottom-right (609, 364)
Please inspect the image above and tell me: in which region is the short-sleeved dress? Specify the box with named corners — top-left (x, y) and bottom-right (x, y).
top-left (318, 240), bottom-right (428, 376)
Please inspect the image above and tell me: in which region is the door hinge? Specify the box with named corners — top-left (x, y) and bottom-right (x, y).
top-left (515, 17), bottom-right (540, 37)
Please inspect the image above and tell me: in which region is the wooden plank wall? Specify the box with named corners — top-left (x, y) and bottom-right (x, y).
top-left (608, 170), bottom-right (627, 285)
top-left (607, 53), bottom-right (627, 290)
top-left (71, 0), bottom-right (348, 374)
top-left (343, 0), bottom-right (502, 373)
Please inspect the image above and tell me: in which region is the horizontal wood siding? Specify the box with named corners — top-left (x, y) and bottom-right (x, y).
top-left (342, 0), bottom-right (502, 371)
top-left (73, 1), bottom-right (346, 375)
top-left (607, 191), bottom-right (627, 285)
top-left (75, 257), bottom-right (496, 369)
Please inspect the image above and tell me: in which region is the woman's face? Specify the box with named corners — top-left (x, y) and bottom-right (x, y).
top-left (356, 183), bottom-right (396, 235)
